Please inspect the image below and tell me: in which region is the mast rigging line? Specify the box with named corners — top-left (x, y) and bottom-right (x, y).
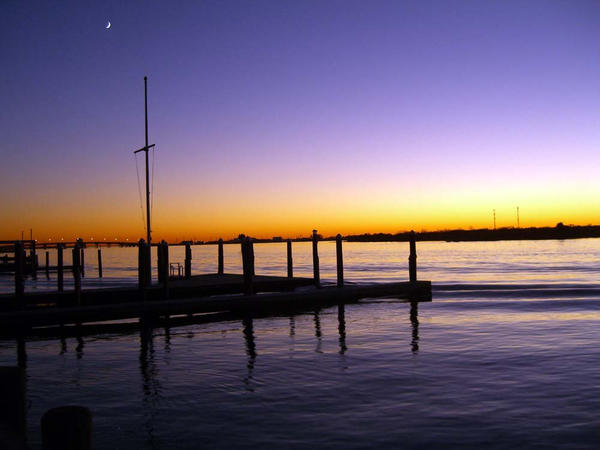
top-left (151, 145), bottom-right (156, 220)
top-left (134, 152), bottom-right (147, 233)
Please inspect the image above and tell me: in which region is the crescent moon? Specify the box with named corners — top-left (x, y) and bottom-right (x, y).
top-left (106, 21), bottom-right (111, 29)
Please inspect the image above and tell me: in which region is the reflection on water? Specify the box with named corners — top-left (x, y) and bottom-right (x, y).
top-left (337, 304), bottom-right (347, 355)
top-left (140, 325), bottom-right (161, 448)
top-left (410, 302), bottom-right (419, 353)
top-left (2, 238), bottom-right (600, 448)
top-left (3, 298), bottom-right (600, 448)
top-left (17, 337), bottom-right (26, 368)
top-left (242, 317), bottom-right (256, 390)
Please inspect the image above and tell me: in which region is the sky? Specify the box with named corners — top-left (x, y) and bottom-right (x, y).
top-left (1, 0), bottom-right (599, 242)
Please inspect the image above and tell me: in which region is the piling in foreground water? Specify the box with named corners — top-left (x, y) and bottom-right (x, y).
top-left (0, 366), bottom-right (26, 443)
top-left (41, 405), bottom-right (92, 450)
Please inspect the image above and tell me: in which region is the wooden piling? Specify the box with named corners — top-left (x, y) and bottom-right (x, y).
top-left (14, 242), bottom-right (25, 300)
top-left (185, 243), bottom-right (192, 279)
top-left (57, 244), bottom-right (64, 292)
top-left (41, 405), bottom-right (92, 450)
top-left (138, 240), bottom-right (144, 286)
top-left (97, 249), bottom-right (102, 278)
top-left (45, 251), bottom-right (50, 278)
top-left (80, 246), bottom-right (85, 278)
top-left (159, 241), bottom-right (169, 299)
top-left (30, 240), bottom-right (37, 278)
top-left (242, 237), bottom-right (254, 295)
top-left (157, 241), bottom-right (164, 284)
top-left (312, 230), bottom-right (320, 287)
top-left (138, 239), bottom-right (149, 291)
top-left (336, 234), bottom-right (344, 288)
top-left (287, 239), bottom-right (293, 278)
top-left (0, 366), bottom-right (26, 442)
top-left (218, 238), bottom-right (224, 275)
top-left (409, 230), bottom-right (417, 282)
top-left (72, 245), bottom-right (81, 306)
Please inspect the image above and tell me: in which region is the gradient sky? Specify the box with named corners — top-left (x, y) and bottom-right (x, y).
top-left (1, 0), bottom-right (599, 241)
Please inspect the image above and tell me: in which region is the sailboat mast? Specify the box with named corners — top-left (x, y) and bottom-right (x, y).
top-left (144, 76), bottom-right (151, 245)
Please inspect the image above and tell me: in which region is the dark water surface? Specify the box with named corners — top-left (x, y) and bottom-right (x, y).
top-left (1, 240), bottom-right (599, 448)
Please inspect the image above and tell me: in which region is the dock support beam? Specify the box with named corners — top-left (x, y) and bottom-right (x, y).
top-left (57, 244), bottom-right (64, 292)
top-left (14, 242), bottom-right (25, 301)
top-left (185, 243), bottom-right (192, 279)
top-left (409, 230), bottom-right (417, 282)
top-left (217, 238), bottom-right (224, 275)
top-left (312, 230), bottom-right (320, 287)
top-left (97, 249), bottom-right (103, 278)
top-left (336, 234), bottom-right (344, 288)
top-left (287, 239), bottom-right (293, 278)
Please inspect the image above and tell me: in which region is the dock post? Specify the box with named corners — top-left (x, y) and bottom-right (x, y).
top-left (97, 248), bottom-right (102, 278)
top-left (30, 240), bottom-right (37, 278)
top-left (287, 239), bottom-right (293, 278)
top-left (184, 243), bottom-right (192, 279)
top-left (409, 230), bottom-right (417, 282)
top-left (14, 241), bottom-right (25, 300)
top-left (41, 405), bottom-right (92, 450)
top-left (0, 366), bottom-right (26, 443)
top-left (72, 244), bottom-right (82, 306)
top-left (218, 238), bottom-right (224, 275)
top-left (242, 237), bottom-right (254, 295)
top-left (79, 241), bottom-right (85, 278)
top-left (45, 251), bottom-right (50, 278)
top-left (57, 244), bottom-right (64, 292)
top-left (159, 241), bottom-right (169, 299)
top-left (312, 229), bottom-right (320, 287)
top-left (138, 239), bottom-right (148, 291)
top-left (336, 234), bottom-right (344, 288)
top-left (157, 241), bottom-right (164, 284)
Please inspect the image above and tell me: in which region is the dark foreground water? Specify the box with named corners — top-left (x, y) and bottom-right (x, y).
top-left (1, 240), bottom-right (600, 448)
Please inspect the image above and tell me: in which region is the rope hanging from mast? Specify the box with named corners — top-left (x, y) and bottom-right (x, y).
top-left (134, 152), bottom-right (147, 233)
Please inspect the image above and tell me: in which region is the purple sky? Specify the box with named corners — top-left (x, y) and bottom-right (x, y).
top-left (1, 0), bottom-right (599, 240)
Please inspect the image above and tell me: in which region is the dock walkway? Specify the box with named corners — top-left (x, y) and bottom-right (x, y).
top-left (0, 278), bottom-right (430, 333)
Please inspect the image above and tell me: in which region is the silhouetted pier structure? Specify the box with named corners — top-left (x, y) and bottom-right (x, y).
top-left (0, 232), bottom-right (431, 334)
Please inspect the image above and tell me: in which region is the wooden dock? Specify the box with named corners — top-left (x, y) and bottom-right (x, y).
top-left (0, 231), bottom-right (431, 335)
top-left (0, 279), bottom-right (430, 333)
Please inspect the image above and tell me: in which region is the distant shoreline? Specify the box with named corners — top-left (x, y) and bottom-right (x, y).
top-left (342, 224), bottom-right (600, 243)
top-left (200, 224), bottom-right (600, 245)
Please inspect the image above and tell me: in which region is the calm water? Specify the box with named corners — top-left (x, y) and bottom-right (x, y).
top-left (1, 239), bottom-right (599, 448)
